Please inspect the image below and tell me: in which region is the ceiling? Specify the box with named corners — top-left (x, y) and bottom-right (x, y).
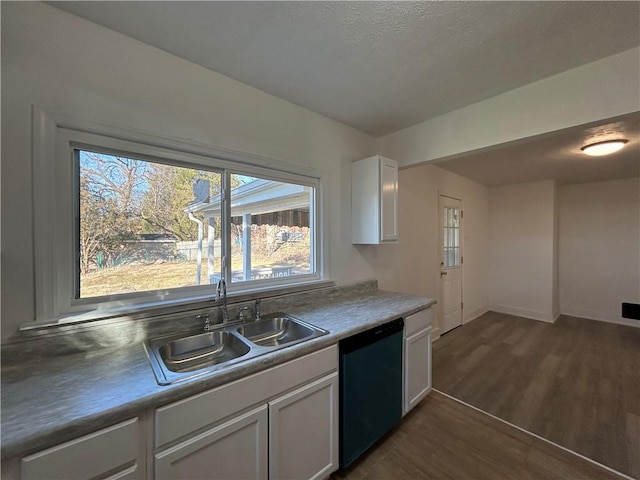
top-left (51, 1), bottom-right (640, 137)
top-left (433, 113), bottom-right (640, 187)
top-left (50, 1), bottom-right (639, 187)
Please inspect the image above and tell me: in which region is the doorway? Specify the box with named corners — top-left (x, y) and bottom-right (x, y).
top-left (439, 195), bottom-right (463, 335)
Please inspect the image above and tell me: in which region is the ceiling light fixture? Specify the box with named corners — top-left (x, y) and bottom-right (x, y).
top-left (580, 139), bottom-right (628, 156)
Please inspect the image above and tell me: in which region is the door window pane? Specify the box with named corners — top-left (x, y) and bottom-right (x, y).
top-left (442, 206), bottom-right (460, 268)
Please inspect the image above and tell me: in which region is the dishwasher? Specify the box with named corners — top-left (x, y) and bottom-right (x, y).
top-left (339, 318), bottom-right (404, 468)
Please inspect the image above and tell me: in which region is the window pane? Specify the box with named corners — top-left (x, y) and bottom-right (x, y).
top-left (77, 150), bottom-right (222, 298)
top-left (229, 174), bottom-right (313, 283)
top-left (442, 206), bottom-right (461, 268)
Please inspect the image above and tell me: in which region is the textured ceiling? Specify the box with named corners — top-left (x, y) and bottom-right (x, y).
top-left (433, 113), bottom-right (640, 187)
top-left (51, 1), bottom-right (640, 136)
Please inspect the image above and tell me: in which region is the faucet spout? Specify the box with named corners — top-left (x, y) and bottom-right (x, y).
top-left (216, 278), bottom-right (229, 322)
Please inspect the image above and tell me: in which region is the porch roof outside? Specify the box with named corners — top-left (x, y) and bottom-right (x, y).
top-left (185, 178), bottom-right (311, 218)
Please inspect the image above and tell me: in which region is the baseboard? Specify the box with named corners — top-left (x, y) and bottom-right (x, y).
top-left (490, 304), bottom-right (556, 323)
top-left (561, 306), bottom-right (640, 328)
top-left (463, 306), bottom-right (489, 325)
top-left (431, 327), bottom-right (441, 342)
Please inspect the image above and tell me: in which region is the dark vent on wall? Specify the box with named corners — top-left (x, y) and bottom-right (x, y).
top-left (621, 303), bottom-right (640, 320)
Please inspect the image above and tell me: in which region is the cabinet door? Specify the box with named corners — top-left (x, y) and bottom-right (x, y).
top-left (155, 405), bottom-right (267, 480)
top-left (404, 327), bottom-right (432, 414)
top-left (269, 373), bottom-right (339, 480)
top-left (21, 418), bottom-right (139, 480)
top-left (380, 157), bottom-right (398, 242)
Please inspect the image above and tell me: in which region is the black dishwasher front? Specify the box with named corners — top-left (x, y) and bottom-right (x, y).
top-left (339, 318), bottom-right (404, 468)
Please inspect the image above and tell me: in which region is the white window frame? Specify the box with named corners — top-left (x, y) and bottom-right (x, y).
top-left (31, 108), bottom-right (325, 324)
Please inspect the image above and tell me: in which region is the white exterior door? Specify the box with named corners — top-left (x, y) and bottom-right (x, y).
top-left (439, 196), bottom-right (463, 335)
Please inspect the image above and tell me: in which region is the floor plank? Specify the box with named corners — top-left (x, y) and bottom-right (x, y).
top-left (433, 312), bottom-right (640, 478)
top-left (332, 391), bottom-right (624, 480)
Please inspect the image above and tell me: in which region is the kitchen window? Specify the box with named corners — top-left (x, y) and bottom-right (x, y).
top-left (76, 150), bottom-right (225, 299)
top-left (32, 109), bottom-right (322, 324)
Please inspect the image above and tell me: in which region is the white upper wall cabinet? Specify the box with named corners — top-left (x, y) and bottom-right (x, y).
top-left (352, 155), bottom-right (399, 244)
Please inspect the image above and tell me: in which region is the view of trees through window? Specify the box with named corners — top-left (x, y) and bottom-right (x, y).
top-left (77, 151), bottom-right (313, 299)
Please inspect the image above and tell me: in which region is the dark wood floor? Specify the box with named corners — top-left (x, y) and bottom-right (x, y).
top-left (332, 390), bottom-right (624, 480)
top-left (433, 312), bottom-right (640, 479)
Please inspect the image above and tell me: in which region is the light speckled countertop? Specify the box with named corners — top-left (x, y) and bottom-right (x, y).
top-left (1, 288), bottom-right (434, 459)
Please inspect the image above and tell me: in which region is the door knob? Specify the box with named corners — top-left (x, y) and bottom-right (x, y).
top-left (440, 271), bottom-right (447, 277)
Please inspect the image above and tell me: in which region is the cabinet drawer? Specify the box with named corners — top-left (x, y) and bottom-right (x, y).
top-left (405, 307), bottom-right (433, 337)
top-left (156, 345), bottom-right (338, 448)
top-left (21, 418), bottom-right (138, 480)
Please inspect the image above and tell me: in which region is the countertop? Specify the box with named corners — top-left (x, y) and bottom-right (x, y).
top-left (1, 289), bottom-right (434, 459)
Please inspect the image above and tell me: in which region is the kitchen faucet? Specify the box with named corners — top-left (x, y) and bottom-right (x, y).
top-left (216, 278), bottom-right (229, 323)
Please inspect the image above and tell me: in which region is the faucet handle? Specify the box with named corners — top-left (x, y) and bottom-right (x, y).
top-left (255, 299), bottom-right (261, 321)
top-left (196, 313), bottom-right (211, 331)
top-left (238, 306), bottom-right (250, 322)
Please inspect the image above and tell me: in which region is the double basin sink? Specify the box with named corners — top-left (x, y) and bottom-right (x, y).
top-left (145, 313), bottom-right (328, 385)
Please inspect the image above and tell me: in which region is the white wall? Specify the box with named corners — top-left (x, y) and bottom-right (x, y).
top-left (0, 2), bottom-right (378, 340)
top-left (489, 180), bottom-right (558, 322)
top-left (377, 47), bottom-right (640, 168)
top-left (372, 43), bottom-right (640, 330)
top-left (558, 178), bottom-right (640, 326)
top-left (359, 164), bottom-right (490, 337)
top-left (3, 2), bottom-right (635, 343)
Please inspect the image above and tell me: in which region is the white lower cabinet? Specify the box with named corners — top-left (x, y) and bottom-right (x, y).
top-left (403, 308), bottom-right (433, 415)
top-left (12, 316), bottom-right (432, 480)
top-left (155, 405), bottom-right (268, 480)
top-left (21, 418), bottom-right (141, 480)
top-left (154, 345), bottom-right (339, 480)
top-left (269, 373), bottom-right (338, 480)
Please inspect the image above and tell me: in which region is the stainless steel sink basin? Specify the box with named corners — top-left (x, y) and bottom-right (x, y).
top-left (160, 331), bottom-right (250, 373)
top-left (144, 312), bottom-right (328, 385)
top-left (237, 316), bottom-right (316, 347)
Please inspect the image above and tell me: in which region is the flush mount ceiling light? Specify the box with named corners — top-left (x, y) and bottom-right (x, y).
top-left (580, 139), bottom-right (628, 156)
